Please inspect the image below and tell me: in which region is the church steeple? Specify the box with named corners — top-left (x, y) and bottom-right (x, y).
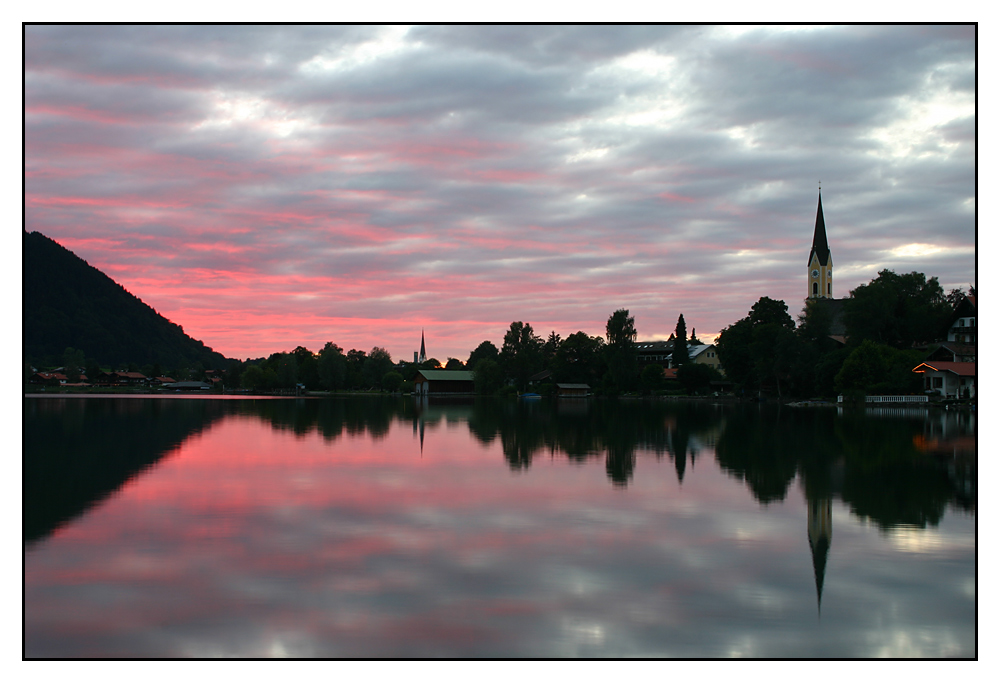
top-left (419, 329), bottom-right (427, 364)
top-left (807, 496), bottom-right (832, 616)
top-left (807, 190), bottom-right (834, 299)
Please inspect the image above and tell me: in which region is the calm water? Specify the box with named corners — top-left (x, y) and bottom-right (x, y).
top-left (23, 396), bottom-right (976, 658)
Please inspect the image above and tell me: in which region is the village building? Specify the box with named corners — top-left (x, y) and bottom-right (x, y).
top-left (413, 369), bottom-right (475, 395)
top-left (945, 295), bottom-right (976, 344)
top-left (912, 361), bottom-right (976, 399)
top-left (635, 341), bottom-right (723, 374)
top-left (555, 383), bottom-right (590, 397)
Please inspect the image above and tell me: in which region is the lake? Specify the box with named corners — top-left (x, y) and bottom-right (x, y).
top-left (23, 395), bottom-right (976, 658)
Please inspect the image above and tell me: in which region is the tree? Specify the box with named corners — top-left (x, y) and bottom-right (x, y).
top-left (241, 364), bottom-right (265, 391)
top-left (292, 346), bottom-right (319, 390)
top-left (605, 309), bottom-right (637, 348)
top-left (640, 363), bottom-right (664, 394)
top-left (543, 331), bottom-right (562, 364)
top-left (834, 340), bottom-right (923, 395)
top-left (749, 297), bottom-right (795, 328)
top-left (844, 270), bottom-right (951, 348)
top-left (382, 371), bottom-right (403, 393)
top-left (346, 349), bottom-right (367, 389)
top-left (715, 318), bottom-right (754, 389)
top-left (467, 340), bottom-right (499, 368)
top-left (672, 314), bottom-right (690, 367)
top-left (605, 310), bottom-right (638, 392)
top-left (273, 352), bottom-right (298, 388)
top-left (500, 321), bottom-right (544, 390)
top-left (364, 347), bottom-right (394, 389)
top-left (318, 342), bottom-right (347, 391)
top-left (553, 331), bottom-right (606, 385)
top-left (445, 357), bottom-right (465, 370)
top-left (472, 358), bottom-right (504, 395)
top-left (715, 297), bottom-right (796, 393)
top-left (677, 362), bottom-right (722, 395)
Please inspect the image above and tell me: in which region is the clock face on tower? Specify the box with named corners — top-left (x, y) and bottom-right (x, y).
top-left (811, 269), bottom-right (819, 278)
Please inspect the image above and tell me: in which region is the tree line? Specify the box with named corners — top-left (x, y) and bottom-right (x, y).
top-left (715, 270), bottom-right (972, 399)
top-left (29, 264), bottom-right (971, 401)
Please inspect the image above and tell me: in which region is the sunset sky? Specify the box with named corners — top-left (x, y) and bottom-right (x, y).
top-left (24, 24), bottom-right (976, 363)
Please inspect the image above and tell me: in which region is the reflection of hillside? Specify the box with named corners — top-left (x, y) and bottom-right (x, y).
top-left (24, 398), bottom-right (227, 545)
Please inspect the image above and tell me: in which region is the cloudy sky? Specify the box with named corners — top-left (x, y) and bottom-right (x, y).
top-left (24, 24), bottom-right (976, 363)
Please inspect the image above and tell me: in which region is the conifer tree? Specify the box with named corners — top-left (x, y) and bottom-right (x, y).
top-left (673, 314), bottom-right (690, 367)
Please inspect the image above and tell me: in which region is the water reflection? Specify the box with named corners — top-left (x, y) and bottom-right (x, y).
top-left (23, 397), bottom-right (227, 545)
top-left (25, 397), bottom-right (975, 546)
top-left (24, 396), bottom-right (975, 658)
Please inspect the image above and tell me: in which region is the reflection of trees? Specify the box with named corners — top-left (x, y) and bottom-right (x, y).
top-left (834, 412), bottom-right (956, 529)
top-left (714, 405), bottom-right (974, 530)
top-left (245, 396), bottom-right (408, 442)
top-left (714, 406), bottom-right (806, 503)
top-left (24, 398), bottom-right (227, 545)
top-left (465, 398), bottom-right (727, 487)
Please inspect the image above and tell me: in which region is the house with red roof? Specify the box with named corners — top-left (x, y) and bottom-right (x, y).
top-left (912, 361), bottom-right (975, 399)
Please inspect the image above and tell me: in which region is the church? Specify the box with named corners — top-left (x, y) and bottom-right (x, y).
top-left (805, 190), bottom-right (848, 342)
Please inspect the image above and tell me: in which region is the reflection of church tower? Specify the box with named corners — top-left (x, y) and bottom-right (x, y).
top-left (807, 191), bottom-right (833, 299)
top-left (807, 496), bottom-right (832, 615)
top-left (419, 330), bottom-right (427, 364)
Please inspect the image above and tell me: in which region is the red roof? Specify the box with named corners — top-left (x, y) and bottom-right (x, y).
top-left (912, 361), bottom-right (976, 376)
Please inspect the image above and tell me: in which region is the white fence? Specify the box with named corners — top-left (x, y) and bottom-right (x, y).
top-left (837, 395), bottom-right (928, 403)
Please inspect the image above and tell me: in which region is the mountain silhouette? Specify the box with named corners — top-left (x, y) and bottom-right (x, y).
top-left (23, 230), bottom-right (231, 369)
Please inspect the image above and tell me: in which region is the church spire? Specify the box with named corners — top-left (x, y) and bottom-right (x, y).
top-left (809, 191), bottom-right (831, 267)
top-left (419, 329), bottom-right (426, 363)
top-left (807, 189), bottom-right (834, 299)
top-left (808, 496), bottom-right (832, 616)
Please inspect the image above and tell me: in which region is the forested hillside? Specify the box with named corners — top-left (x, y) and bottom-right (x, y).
top-left (23, 230), bottom-right (231, 369)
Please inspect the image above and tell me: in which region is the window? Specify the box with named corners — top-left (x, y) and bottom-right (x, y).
top-left (827, 283), bottom-right (831, 295)
top-left (813, 282), bottom-right (818, 296)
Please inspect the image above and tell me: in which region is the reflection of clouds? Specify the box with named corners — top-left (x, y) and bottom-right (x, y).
top-left (870, 629), bottom-right (967, 658)
top-left (25, 414), bottom-right (975, 657)
top-left (886, 525), bottom-right (974, 554)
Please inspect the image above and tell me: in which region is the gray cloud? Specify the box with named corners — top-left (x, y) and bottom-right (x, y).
top-left (24, 24), bottom-right (975, 360)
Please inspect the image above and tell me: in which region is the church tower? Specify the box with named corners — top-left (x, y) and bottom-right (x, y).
top-left (419, 330), bottom-right (427, 364)
top-left (807, 191), bottom-right (833, 299)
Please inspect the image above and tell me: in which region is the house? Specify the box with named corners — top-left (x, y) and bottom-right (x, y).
top-left (30, 371), bottom-right (68, 385)
top-left (924, 342), bottom-right (976, 364)
top-left (97, 371), bottom-right (147, 386)
top-left (528, 369), bottom-right (553, 386)
top-left (635, 340), bottom-right (673, 368)
top-left (688, 344), bottom-right (723, 374)
top-left (946, 295), bottom-right (976, 344)
top-left (556, 383), bottom-right (590, 397)
top-left (636, 341), bottom-right (724, 374)
top-left (912, 361), bottom-right (976, 399)
top-left (168, 381), bottom-right (211, 391)
top-left (413, 369), bottom-right (475, 395)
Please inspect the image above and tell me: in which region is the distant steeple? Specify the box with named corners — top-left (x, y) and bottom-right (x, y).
top-left (419, 329), bottom-right (427, 364)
